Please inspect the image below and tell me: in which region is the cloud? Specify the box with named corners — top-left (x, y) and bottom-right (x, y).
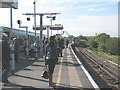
top-left (70, 15), bottom-right (118, 36)
top-left (87, 8), bottom-right (104, 12)
top-left (39, 0), bottom-right (119, 4)
top-left (77, 15), bottom-right (117, 27)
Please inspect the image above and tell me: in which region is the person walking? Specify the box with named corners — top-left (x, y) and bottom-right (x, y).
top-left (59, 39), bottom-right (64, 57)
top-left (65, 39), bottom-right (69, 48)
top-left (23, 38), bottom-right (27, 56)
top-left (45, 36), bottom-right (58, 87)
top-left (57, 38), bottom-right (60, 57)
top-left (13, 38), bottom-right (19, 62)
top-left (1, 33), bottom-right (12, 86)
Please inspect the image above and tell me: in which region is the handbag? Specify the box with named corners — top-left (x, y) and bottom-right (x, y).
top-left (41, 64), bottom-right (49, 79)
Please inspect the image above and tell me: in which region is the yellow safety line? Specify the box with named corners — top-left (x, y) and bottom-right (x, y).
top-left (56, 50), bottom-right (64, 86)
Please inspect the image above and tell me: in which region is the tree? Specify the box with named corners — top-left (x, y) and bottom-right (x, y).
top-left (95, 33), bottom-right (110, 43)
top-left (86, 37), bottom-right (98, 49)
top-left (95, 33), bottom-right (110, 51)
top-left (67, 35), bottom-right (74, 43)
top-left (105, 38), bottom-right (118, 55)
top-left (98, 43), bottom-right (106, 52)
top-left (78, 35), bottom-right (87, 40)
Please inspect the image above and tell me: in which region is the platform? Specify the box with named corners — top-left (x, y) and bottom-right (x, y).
top-left (2, 47), bottom-right (98, 89)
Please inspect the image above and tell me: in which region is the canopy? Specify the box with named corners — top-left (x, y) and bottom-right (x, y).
top-left (0, 0), bottom-right (18, 9)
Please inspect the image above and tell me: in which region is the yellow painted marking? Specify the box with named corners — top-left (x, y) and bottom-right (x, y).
top-left (56, 50), bottom-right (64, 86)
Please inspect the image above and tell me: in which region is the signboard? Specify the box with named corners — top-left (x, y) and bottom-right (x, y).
top-left (0, 0), bottom-right (18, 9)
top-left (50, 26), bottom-right (63, 30)
top-left (33, 27), bottom-right (46, 30)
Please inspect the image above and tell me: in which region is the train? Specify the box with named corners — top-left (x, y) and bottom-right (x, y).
top-left (72, 37), bottom-right (79, 47)
top-left (72, 37), bottom-right (87, 47)
top-left (0, 26), bottom-right (46, 51)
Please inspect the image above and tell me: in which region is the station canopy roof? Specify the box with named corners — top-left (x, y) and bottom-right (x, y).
top-left (0, 0), bottom-right (18, 9)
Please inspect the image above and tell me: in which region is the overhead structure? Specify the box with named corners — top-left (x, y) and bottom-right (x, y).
top-left (23, 13), bottom-right (60, 58)
top-left (33, 26), bottom-right (46, 30)
top-left (50, 25), bottom-right (63, 30)
top-left (22, 13), bottom-right (60, 40)
top-left (0, 0), bottom-right (18, 9)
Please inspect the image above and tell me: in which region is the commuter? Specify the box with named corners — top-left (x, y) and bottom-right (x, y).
top-left (37, 39), bottom-right (40, 54)
top-left (44, 38), bottom-right (49, 46)
top-left (42, 37), bottom-right (46, 55)
top-left (13, 38), bottom-right (19, 62)
top-left (59, 39), bottom-right (64, 57)
top-left (66, 39), bottom-right (69, 48)
top-left (45, 36), bottom-right (58, 87)
top-left (23, 38), bottom-right (27, 56)
top-left (44, 38), bottom-right (49, 57)
top-left (1, 33), bottom-right (12, 86)
top-left (57, 38), bottom-right (60, 57)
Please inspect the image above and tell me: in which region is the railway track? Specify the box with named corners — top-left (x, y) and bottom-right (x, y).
top-left (72, 46), bottom-right (120, 88)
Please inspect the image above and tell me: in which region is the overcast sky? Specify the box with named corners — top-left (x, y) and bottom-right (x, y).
top-left (0, 0), bottom-right (119, 37)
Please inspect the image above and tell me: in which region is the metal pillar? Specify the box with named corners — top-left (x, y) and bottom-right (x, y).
top-left (51, 19), bottom-right (52, 36)
top-left (40, 15), bottom-right (43, 57)
top-left (33, 1), bottom-right (37, 60)
top-left (26, 27), bottom-right (29, 57)
top-left (18, 25), bottom-right (29, 57)
top-left (47, 26), bottom-right (49, 38)
top-left (40, 15), bottom-right (43, 40)
top-left (10, 8), bottom-right (15, 74)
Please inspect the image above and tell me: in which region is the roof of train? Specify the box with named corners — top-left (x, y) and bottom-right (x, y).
top-left (0, 26), bottom-right (46, 37)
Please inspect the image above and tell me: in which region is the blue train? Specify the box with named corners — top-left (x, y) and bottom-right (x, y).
top-left (72, 37), bottom-right (79, 47)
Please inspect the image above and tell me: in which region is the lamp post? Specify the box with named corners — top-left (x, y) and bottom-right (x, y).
top-left (10, 8), bottom-right (15, 75)
top-left (17, 20), bottom-right (29, 57)
top-left (33, 0), bottom-right (37, 60)
top-left (23, 13), bottom-right (60, 57)
top-left (47, 16), bottom-right (56, 36)
top-left (8, 1), bottom-right (18, 75)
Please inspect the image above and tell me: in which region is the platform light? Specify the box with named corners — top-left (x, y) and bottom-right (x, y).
top-left (17, 20), bottom-right (21, 25)
top-left (27, 17), bottom-right (30, 21)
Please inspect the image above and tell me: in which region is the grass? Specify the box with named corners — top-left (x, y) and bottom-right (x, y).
top-left (87, 48), bottom-right (119, 64)
top-left (98, 51), bottom-right (119, 63)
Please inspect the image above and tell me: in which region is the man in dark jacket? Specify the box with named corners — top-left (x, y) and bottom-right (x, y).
top-left (2, 33), bottom-right (12, 86)
top-left (59, 39), bottom-right (64, 57)
top-left (45, 36), bottom-right (58, 87)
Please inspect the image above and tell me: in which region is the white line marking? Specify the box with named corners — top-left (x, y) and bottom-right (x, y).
top-left (70, 45), bottom-right (99, 89)
top-left (107, 60), bottom-right (120, 67)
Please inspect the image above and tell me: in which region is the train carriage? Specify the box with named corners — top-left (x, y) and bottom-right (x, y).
top-left (0, 26), bottom-right (46, 52)
top-left (72, 37), bottom-right (79, 47)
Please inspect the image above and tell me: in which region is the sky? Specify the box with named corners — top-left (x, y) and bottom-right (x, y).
top-left (0, 0), bottom-right (119, 37)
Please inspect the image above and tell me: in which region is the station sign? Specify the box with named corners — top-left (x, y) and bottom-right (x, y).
top-left (50, 26), bottom-right (63, 30)
top-left (0, 0), bottom-right (18, 9)
top-left (33, 26), bottom-right (46, 30)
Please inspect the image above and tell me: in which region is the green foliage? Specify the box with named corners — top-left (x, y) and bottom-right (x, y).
top-left (105, 38), bottom-right (118, 55)
top-left (86, 37), bottom-right (98, 49)
top-left (98, 43), bottom-right (106, 52)
top-left (67, 35), bottom-right (74, 43)
top-left (95, 33), bottom-right (110, 43)
top-left (86, 33), bottom-right (119, 55)
top-left (78, 35), bottom-right (87, 48)
top-left (78, 35), bottom-right (87, 40)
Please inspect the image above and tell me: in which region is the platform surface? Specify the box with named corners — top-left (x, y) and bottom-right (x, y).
top-left (2, 47), bottom-right (95, 89)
